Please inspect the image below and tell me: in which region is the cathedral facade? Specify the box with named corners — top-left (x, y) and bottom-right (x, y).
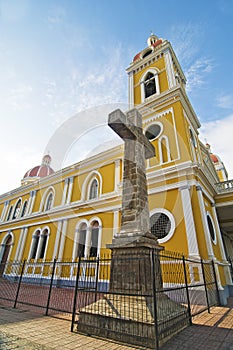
top-left (0, 34), bottom-right (233, 302)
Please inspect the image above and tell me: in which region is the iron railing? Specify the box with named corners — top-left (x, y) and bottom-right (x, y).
top-left (0, 251), bottom-right (220, 349)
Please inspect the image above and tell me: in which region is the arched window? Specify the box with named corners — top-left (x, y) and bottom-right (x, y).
top-left (30, 230), bottom-right (40, 259)
top-left (140, 69), bottom-right (160, 103)
top-left (12, 199), bottom-right (22, 219)
top-left (159, 136), bottom-right (171, 163)
top-left (38, 229), bottom-right (49, 259)
top-left (89, 179), bottom-right (98, 200)
top-left (90, 221), bottom-right (99, 257)
top-left (45, 193), bottom-right (53, 211)
top-left (21, 201), bottom-right (28, 217)
top-left (0, 234), bottom-right (13, 275)
top-left (77, 223), bottom-right (87, 258)
top-left (144, 72), bottom-right (157, 98)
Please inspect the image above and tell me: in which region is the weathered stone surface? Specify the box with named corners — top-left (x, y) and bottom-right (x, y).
top-left (77, 109), bottom-right (190, 348)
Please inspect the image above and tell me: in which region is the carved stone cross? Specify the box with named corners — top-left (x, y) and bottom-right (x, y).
top-left (108, 108), bottom-right (155, 242)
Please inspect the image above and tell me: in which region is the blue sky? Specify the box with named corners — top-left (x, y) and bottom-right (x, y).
top-left (0, 0), bottom-right (233, 193)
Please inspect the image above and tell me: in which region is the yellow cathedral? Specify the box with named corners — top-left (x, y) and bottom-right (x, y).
top-left (1, 34), bottom-right (233, 303)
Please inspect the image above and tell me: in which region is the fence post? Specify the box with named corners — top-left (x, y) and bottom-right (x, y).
top-left (14, 260), bottom-right (26, 308)
top-left (71, 257), bottom-right (82, 332)
top-left (94, 256), bottom-right (100, 302)
top-left (201, 259), bottom-right (210, 313)
top-left (212, 260), bottom-right (221, 306)
top-left (182, 256), bottom-right (192, 326)
top-left (45, 258), bottom-right (57, 316)
top-left (151, 250), bottom-right (159, 350)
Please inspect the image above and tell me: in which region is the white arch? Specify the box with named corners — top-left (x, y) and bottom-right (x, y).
top-left (0, 231), bottom-right (14, 263)
top-left (72, 217), bottom-right (102, 259)
top-left (72, 220), bottom-right (88, 260)
top-left (81, 170), bottom-right (102, 201)
top-left (158, 135), bottom-right (171, 163)
top-left (39, 186), bottom-right (55, 212)
top-left (12, 198), bottom-right (22, 219)
top-left (140, 68), bottom-right (160, 103)
top-left (150, 208), bottom-right (175, 244)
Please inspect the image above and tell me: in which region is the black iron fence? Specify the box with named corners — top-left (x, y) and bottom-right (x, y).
top-left (0, 251), bottom-right (220, 349)
top-left (228, 257), bottom-right (233, 278)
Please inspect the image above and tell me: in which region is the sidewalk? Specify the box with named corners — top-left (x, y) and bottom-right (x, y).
top-left (0, 299), bottom-right (232, 350)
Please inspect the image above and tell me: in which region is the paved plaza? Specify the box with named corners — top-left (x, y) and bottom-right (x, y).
top-left (0, 298), bottom-right (232, 349)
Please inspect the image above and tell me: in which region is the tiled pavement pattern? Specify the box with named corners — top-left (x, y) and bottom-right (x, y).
top-left (0, 298), bottom-right (232, 350)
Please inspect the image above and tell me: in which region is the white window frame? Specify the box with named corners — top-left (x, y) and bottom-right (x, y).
top-left (40, 187), bottom-right (55, 212)
top-left (207, 212), bottom-right (217, 245)
top-left (150, 208), bottom-right (175, 244)
top-left (140, 68), bottom-right (160, 103)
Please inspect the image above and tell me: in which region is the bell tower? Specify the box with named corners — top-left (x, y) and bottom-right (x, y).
top-left (127, 33), bottom-right (186, 108)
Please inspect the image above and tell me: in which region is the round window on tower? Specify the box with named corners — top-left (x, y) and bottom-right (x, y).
top-left (145, 123), bottom-right (162, 141)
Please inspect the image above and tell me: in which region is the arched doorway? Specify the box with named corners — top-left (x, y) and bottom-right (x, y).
top-left (0, 235), bottom-right (12, 276)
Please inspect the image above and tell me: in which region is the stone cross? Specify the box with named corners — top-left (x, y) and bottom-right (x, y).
top-left (108, 108), bottom-right (155, 241)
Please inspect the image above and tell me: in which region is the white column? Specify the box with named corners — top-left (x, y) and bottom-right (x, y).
top-left (113, 210), bottom-right (119, 238)
top-left (28, 190), bottom-right (37, 214)
top-left (179, 185), bottom-right (200, 258)
top-left (52, 220), bottom-right (62, 259)
top-left (212, 204), bottom-right (232, 285)
top-left (61, 178), bottom-right (69, 205)
top-left (84, 225), bottom-right (92, 258)
top-left (164, 48), bottom-right (176, 89)
top-left (1, 201), bottom-right (10, 221)
top-left (17, 227), bottom-right (28, 261)
top-left (66, 177), bottom-right (74, 204)
top-left (196, 186), bottom-right (215, 259)
top-left (128, 71), bottom-right (134, 108)
top-left (14, 228), bottom-right (24, 260)
top-left (114, 160), bottom-right (121, 193)
top-left (57, 220), bottom-right (68, 260)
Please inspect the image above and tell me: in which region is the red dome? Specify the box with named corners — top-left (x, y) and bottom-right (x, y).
top-left (133, 39), bottom-right (163, 62)
top-left (23, 154), bottom-right (54, 181)
top-left (23, 165), bottom-right (54, 179)
top-left (210, 154), bottom-right (219, 164)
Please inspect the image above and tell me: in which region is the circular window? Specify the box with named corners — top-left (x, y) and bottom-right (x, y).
top-left (145, 124), bottom-right (161, 141)
top-left (207, 215), bottom-right (216, 243)
top-left (150, 212), bottom-right (171, 239)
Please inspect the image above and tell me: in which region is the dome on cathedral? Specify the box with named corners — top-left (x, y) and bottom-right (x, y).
top-left (22, 154), bottom-right (55, 185)
top-left (205, 143), bottom-right (221, 164)
top-left (210, 153), bottom-right (220, 164)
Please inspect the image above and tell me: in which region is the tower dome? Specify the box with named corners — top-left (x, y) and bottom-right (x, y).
top-left (21, 154), bottom-right (55, 186)
top-left (133, 33), bottom-right (163, 63)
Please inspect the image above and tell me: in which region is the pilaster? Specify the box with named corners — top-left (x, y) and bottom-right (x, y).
top-left (179, 185), bottom-right (199, 258)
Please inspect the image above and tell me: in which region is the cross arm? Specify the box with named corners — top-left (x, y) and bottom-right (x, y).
top-left (108, 109), bottom-right (136, 141)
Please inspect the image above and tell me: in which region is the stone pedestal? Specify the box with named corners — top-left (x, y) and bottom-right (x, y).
top-left (77, 241), bottom-right (189, 348)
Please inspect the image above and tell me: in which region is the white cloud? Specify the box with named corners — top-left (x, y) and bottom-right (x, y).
top-left (42, 45), bottom-right (128, 128)
top-left (169, 23), bottom-right (214, 92)
top-left (0, 147), bottom-right (42, 194)
top-left (216, 94), bottom-right (233, 109)
top-left (185, 58), bottom-right (214, 92)
top-left (199, 114), bottom-right (233, 179)
top-left (6, 83), bottom-right (33, 111)
top-left (47, 5), bottom-right (66, 24)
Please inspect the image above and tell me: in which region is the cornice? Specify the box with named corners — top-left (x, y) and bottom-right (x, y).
top-left (0, 145), bottom-right (123, 203)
